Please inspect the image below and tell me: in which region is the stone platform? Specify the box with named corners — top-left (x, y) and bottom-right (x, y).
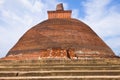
top-left (0, 58), bottom-right (120, 80)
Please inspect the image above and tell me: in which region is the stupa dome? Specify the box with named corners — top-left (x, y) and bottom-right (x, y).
top-left (6, 3), bottom-right (115, 59)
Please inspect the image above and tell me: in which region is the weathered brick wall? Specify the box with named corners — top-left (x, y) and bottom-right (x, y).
top-left (48, 11), bottom-right (71, 19)
top-left (3, 48), bottom-right (117, 60)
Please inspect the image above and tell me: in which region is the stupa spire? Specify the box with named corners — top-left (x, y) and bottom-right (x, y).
top-left (47, 3), bottom-right (72, 19)
top-left (56, 3), bottom-right (64, 11)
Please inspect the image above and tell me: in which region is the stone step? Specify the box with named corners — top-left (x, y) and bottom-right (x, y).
top-left (0, 64), bottom-right (120, 68)
top-left (0, 76), bottom-right (120, 80)
top-left (0, 63), bottom-right (120, 67)
top-left (0, 59), bottom-right (119, 65)
top-left (0, 66), bottom-right (120, 71)
top-left (0, 70), bottom-right (120, 77)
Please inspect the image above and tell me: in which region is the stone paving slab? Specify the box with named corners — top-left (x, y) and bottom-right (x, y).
top-left (0, 76), bottom-right (120, 79)
top-left (0, 70), bottom-right (120, 73)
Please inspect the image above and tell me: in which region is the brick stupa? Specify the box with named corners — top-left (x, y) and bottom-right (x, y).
top-left (4, 3), bottom-right (115, 60)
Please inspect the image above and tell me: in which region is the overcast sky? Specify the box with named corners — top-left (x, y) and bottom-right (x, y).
top-left (0, 0), bottom-right (120, 58)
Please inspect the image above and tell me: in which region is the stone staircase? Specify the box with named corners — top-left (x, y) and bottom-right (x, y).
top-left (0, 58), bottom-right (120, 80)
